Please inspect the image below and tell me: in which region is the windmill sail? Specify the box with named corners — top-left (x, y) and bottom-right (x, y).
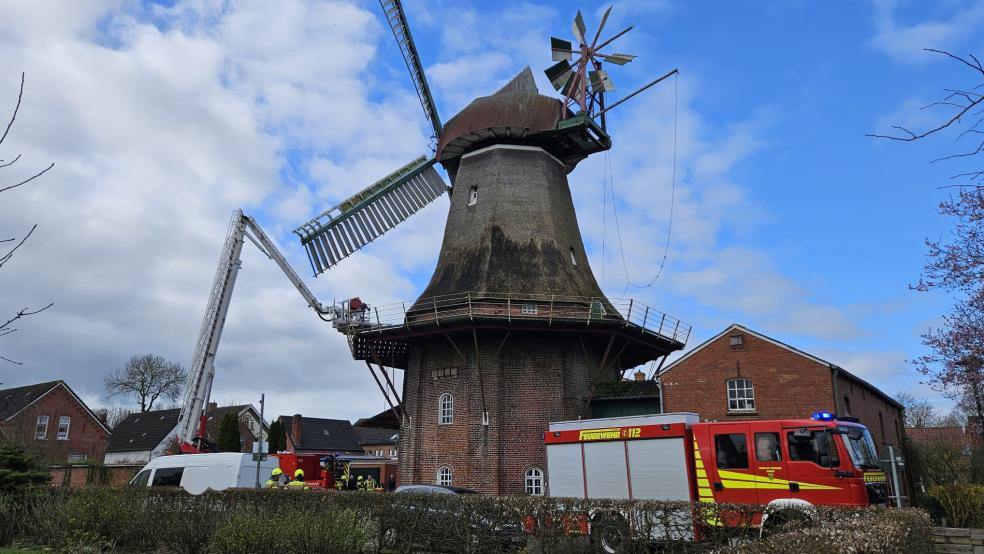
top-left (380, 0), bottom-right (443, 138)
top-left (294, 156), bottom-right (449, 276)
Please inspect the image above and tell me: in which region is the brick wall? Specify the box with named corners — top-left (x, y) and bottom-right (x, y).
top-left (661, 327), bottom-right (903, 449)
top-left (4, 384), bottom-right (109, 463)
top-left (400, 331), bottom-right (598, 494)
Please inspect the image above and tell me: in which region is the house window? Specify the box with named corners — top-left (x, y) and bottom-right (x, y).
top-left (468, 186), bottom-right (478, 206)
top-left (843, 396), bottom-right (852, 416)
top-left (67, 453), bottom-right (87, 464)
top-left (35, 415), bottom-right (49, 440)
top-left (727, 378), bottom-right (755, 412)
top-left (56, 416), bottom-right (71, 440)
top-left (390, 449), bottom-right (396, 457)
top-left (438, 393), bottom-right (453, 425)
top-left (894, 418), bottom-right (901, 444)
top-left (878, 412), bottom-right (885, 443)
top-left (521, 304), bottom-right (538, 315)
top-left (729, 335), bottom-right (743, 347)
top-left (525, 467), bottom-right (544, 496)
top-left (436, 466), bottom-right (452, 486)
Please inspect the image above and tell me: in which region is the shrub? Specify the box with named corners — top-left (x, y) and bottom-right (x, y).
top-left (925, 483), bottom-right (984, 528)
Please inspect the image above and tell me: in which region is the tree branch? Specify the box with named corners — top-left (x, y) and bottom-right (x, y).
top-left (0, 72), bottom-right (24, 147)
top-left (0, 303), bottom-right (54, 333)
top-left (0, 356), bottom-right (23, 365)
top-left (0, 154), bottom-right (21, 168)
top-left (0, 224), bottom-right (37, 269)
top-left (0, 162), bottom-right (54, 194)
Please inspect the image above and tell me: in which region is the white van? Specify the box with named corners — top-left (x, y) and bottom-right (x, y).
top-left (128, 453), bottom-right (280, 495)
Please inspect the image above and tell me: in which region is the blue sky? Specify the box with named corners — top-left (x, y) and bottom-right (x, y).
top-left (1, 0), bottom-right (981, 419)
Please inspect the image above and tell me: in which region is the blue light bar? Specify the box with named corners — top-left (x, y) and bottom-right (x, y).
top-left (811, 411), bottom-right (835, 421)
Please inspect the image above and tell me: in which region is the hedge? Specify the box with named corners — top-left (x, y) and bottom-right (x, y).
top-left (922, 484), bottom-right (984, 528)
top-left (0, 488), bottom-right (932, 554)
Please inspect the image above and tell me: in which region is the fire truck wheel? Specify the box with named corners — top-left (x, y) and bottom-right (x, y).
top-left (760, 509), bottom-right (807, 537)
top-left (591, 515), bottom-right (629, 554)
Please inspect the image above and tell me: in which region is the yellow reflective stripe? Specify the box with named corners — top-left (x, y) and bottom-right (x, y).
top-left (697, 479), bottom-right (710, 488)
top-left (717, 470), bottom-right (841, 491)
top-left (695, 460), bottom-right (704, 468)
top-left (720, 480), bottom-right (757, 489)
top-left (695, 469), bottom-right (707, 478)
top-left (698, 490), bottom-right (714, 498)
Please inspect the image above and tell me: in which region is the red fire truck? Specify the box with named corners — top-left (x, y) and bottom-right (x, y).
top-left (544, 412), bottom-right (889, 549)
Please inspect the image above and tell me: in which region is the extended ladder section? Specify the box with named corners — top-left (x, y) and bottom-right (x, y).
top-left (379, 0), bottom-right (443, 138)
top-left (177, 210), bottom-right (332, 449)
top-left (293, 156), bottom-right (448, 276)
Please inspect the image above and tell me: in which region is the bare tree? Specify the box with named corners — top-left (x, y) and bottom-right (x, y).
top-left (868, 49), bottom-right (983, 189)
top-left (1, 72), bottom-right (54, 365)
top-left (94, 406), bottom-right (134, 429)
top-left (895, 391), bottom-right (941, 427)
top-left (104, 354), bottom-right (188, 412)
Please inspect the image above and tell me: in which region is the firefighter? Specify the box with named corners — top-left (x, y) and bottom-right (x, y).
top-left (366, 475), bottom-right (377, 491)
top-left (265, 467), bottom-right (284, 489)
top-left (357, 475), bottom-right (367, 490)
top-left (286, 468), bottom-right (309, 490)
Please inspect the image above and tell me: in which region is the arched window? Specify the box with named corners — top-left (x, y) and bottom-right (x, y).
top-left (525, 467), bottom-right (544, 496)
top-left (438, 393), bottom-right (453, 425)
top-left (843, 396), bottom-right (852, 416)
top-left (436, 466), bottom-right (452, 486)
top-left (727, 378), bottom-right (755, 412)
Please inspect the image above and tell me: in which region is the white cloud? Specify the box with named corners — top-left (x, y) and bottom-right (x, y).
top-left (869, 0), bottom-right (984, 63)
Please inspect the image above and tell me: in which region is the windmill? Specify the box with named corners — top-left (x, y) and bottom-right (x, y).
top-left (291, 2), bottom-right (689, 494)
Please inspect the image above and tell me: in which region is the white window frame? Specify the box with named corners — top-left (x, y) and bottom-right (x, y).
top-left (521, 303), bottom-right (538, 315)
top-left (67, 453), bottom-right (87, 463)
top-left (56, 416), bottom-right (71, 440)
top-left (437, 466), bottom-right (453, 486)
top-left (525, 467), bottom-right (544, 496)
top-left (727, 378), bottom-right (755, 412)
top-left (468, 187), bottom-right (478, 206)
top-left (438, 393), bottom-right (453, 425)
top-left (35, 415), bottom-right (49, 440)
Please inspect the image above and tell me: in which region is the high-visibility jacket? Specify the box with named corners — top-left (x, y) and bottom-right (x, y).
top-left (265, 479), bottom-right (279, 489)
top-left (286, 479), bottom-right (309, 490)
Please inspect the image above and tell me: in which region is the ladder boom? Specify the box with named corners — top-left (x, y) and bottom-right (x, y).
top-left (176, 210), bottom-right (331, 449)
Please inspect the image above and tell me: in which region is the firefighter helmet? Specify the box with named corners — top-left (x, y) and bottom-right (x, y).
top-left (271, 468), bottom-right (283, 476)
top-left (294, 469), bottom-right (304, 478)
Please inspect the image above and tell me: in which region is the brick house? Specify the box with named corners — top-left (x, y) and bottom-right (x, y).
top-left (0, 380), bottom-right (110, 464)
top-left (659, 324), bottom-right (904, 450)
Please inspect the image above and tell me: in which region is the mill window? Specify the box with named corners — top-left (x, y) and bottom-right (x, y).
top-left (729, 334), bottom-right (743, 347)
top-left (843, 396), bottom-right (852, 416)
top-left (521, 304), bottom-right (538, 315)
top-left (569, 248), bottom-right (577, 266)
top-left (525, 467), bottom-right (544, 496)
top-left (468, 187), bottom-right (478, 206)
top-left (727, 378), bottom-right (755, 412)
top-left (437, 466), bottom-right (453, 486)
top-left (438, 393), bottom-right (453, 425)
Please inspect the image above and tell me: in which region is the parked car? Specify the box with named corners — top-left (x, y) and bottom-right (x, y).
top-left (379, 484), bottom-right (522, 552)
top-left (129, 453), bottom-right (279, 494)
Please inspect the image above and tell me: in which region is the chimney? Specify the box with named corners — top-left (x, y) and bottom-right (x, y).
top-left (634, 370), bottom-right (645, 382)
top-left (207, 401), bottom-right (217, 413)
top-left (292, 414), bottom-right (302, 447)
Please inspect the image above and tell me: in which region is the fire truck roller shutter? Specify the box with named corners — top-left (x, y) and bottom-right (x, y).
top-left (627, 438), bottom-right (690, 500)
top-left (547, 443), bottom-right (584, 498)
top-left (584, 441), bottom-right (630, 499)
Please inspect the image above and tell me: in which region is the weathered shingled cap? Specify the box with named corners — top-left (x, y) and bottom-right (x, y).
top-left (436, 67), bottom-right (593, 178)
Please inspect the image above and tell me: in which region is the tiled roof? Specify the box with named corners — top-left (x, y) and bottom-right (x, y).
top-left (278, 415), bottom-right (362, 452)
top-left (0, 381), bottom-right (61, 420)
top-left (353, 425), bottom-right (398, 445)
top-left (354, 406), bottom-right (401, 429)
top-left (907, 426), bottom-right (982, 449)
top-left (203, 404), bottom-right (251, 440)
top-left (106, 408), bottom-right (180, 454)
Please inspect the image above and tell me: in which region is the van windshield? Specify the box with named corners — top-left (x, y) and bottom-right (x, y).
top-left (839, 427), bottom-right (879, 469)
top-left (129, 469), bottom-right (150, 487)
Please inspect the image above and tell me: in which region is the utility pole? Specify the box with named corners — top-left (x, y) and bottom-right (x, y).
top-left (254, 393), bottom-right (265, 489)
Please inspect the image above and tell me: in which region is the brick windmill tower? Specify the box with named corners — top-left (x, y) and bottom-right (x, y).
top-left (293, 2), bottom-right (690, 494)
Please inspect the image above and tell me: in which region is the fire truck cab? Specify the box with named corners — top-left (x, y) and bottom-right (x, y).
top-left (545, 412), bottom-right (888, 514)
